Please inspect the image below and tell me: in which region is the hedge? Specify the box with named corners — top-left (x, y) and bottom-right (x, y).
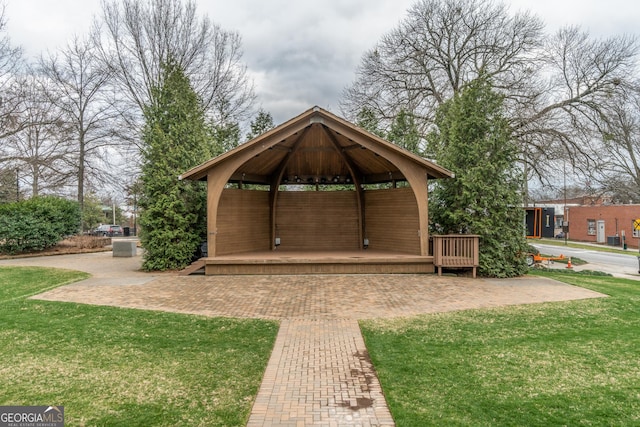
top-left (0, 196), bottom-right (81, 254)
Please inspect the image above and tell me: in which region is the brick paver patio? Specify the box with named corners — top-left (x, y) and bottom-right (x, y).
top-left (31, 273), bottom-right (605, 320)
top-left (1, 252), bottom-right (606, 426)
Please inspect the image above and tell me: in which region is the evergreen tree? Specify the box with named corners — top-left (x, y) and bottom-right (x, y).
top-left (139, 59), bottom-right (212, 271)
top-left (387, 109), bottom-right (421, 154)
top-left (428, 76), bottom-right (528, 278)
top-left (0, 169), bottom-right (18, 203)
top-left (245, 109), bottom-right (275, 141)
top-left (212, 122), bottom-right (240, 154)
top-left (81, 193), bottom-right (107, 231)
top-left (355, 107), bottom-right (385, 138)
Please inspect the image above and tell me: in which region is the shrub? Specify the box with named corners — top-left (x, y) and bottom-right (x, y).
top-left (525, 243), bottom-right (538, 254)
top-left (0, 196), bottom-right (80, 254)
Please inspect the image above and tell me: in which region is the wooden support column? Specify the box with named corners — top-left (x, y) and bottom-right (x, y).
top-left (321, 125), bottom-right (366, 249)
top-left (401, 165), bottom-right (430, 256)
top-left (268, 127), bottom-right (310, 249)
top-left (200, 119), bottom-right (312, 258)
top-left (206, 169), bottom-right (226, 258)
top-left (320, 117), bottom-right (435, 256)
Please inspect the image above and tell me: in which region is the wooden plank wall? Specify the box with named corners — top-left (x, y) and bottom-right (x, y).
top-left (216, 189), bottom-right (271, 255)
top-left (276, 191), bottom-right (360, 251)
top-left (215, 188), bottom-right (421, 255)
top-left (364, 187), bottom-right (420, 254)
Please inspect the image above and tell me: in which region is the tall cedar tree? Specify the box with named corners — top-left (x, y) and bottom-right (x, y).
top-left (139, 60), bottom-right (212, 271)
top-left (428, 77), bottom-right (528, 278)
top-left (245, 109), bottom-right (275, 141)
top-left (355, 107), bottom-right (385, 138)
top-left (387, 109), bottom-right (421, 154)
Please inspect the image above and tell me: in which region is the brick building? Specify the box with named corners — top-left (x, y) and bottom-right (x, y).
top-left (566, 204), bottom-right (640, 249)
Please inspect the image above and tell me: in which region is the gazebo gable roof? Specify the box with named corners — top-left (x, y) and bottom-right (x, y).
top-left (180, 106), bottom-right (453, 184)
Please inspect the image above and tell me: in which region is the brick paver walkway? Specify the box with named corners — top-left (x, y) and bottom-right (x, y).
top-left (248, 319), bottom-right (394, 427)
top-left (2, 252), bottom-right (607, 426)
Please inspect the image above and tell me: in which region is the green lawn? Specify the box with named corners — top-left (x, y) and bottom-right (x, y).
top-left (361, 271), bottom-right (640, 426)
top-left (0, 266), bottom-right (278, 427)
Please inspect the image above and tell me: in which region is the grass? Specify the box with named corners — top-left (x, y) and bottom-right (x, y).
top-left (361, 271), bottom-right (640, 426)
top-left (0, 266), bottom-right (278, 426)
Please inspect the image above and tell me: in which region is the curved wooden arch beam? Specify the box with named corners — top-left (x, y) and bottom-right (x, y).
top-left (268, 126), bottom-right (310, 249)
top-left (204, 119), bottom-right (312, 258)
top-left (320, 124), bottom-right (366, 249)
top-left (320, 116), bottom-right (432, 256)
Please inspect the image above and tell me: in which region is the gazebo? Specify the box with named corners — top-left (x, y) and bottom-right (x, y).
top-left (180, 106), bottom-right (454, 275)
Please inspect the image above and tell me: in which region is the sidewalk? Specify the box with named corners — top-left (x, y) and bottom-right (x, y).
top-left (0, 248), bottom-right (159, 286)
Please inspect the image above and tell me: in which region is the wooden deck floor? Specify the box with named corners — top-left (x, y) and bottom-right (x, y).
top-left (202, 250), bottom-right (435, 275)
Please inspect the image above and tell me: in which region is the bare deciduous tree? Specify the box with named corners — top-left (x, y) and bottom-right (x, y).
top-left (39, 36), bottom-right (122, 211)
top-left (342, 0), bottom-right (543, 129)
top-left (93, 0), bottom-right (254, 125)
top-left (4, 76), bottom-right (73, 197)
top-left (0, 2), bottom-right (24, 143)
top-left (340, 0), bottom-right (639, 192)
top-left (587, 86), bottom-right (640, 203)
top-left (0, 167), bottom-right (18, 202)
top-left (513, 27), bottom-right (637, 180)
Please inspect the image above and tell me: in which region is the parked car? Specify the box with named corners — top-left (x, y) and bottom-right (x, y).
top-left (92, 224), bottom-right (123, 237)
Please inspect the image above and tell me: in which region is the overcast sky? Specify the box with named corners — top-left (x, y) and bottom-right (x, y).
top-left (5, 0), bottom-right (640, 124)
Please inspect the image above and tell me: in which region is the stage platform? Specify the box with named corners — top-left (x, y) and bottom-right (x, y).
top-left (197, 250), bottom-right (434, 275)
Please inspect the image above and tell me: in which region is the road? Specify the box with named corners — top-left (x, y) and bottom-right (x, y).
top-left (533, 243), bottom-right (640, 278)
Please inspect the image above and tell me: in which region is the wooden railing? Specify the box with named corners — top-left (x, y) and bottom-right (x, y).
top-left (432, 234), bottom-right (480, 278)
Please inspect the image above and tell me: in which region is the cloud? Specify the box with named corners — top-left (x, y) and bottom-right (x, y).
top-left (5, 0), bottom-right (101, 57)
top-left (201, 0), bottom-right (414, 122)
top-left (508, 0), bottom-right (640, 36)
top-left (5, 0), bottom-right (639, 124)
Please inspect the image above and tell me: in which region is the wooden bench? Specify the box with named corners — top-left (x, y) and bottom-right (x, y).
top-left (433, 234), bottom-right (480, 278)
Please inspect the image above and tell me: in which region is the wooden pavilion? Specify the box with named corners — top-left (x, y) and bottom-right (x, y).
top-left (180, 106), bottom-right (454, 275)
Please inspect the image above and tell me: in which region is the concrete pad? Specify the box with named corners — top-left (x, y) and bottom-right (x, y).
top-left (0, 251), bottom-right (157, 286)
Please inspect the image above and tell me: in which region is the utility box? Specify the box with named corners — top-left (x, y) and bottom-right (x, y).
top-left (607, 236), bottom-right (621, 246)
top-left (113, 240), bottom-right (137, 257)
